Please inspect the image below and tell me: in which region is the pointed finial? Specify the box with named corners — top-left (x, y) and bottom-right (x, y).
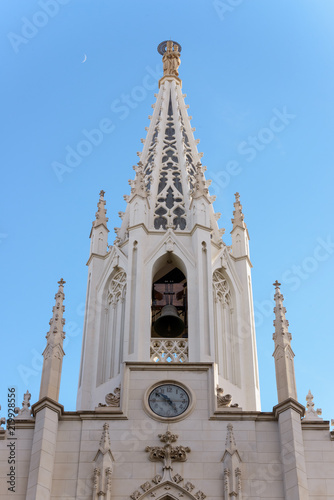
top-left (303, 390), bottom-right (323, 421)
top-left (92, 190), bottom-right (108, 229)
top-left (99, 422), bottom-right (112, 453)
top-left (231, 192), bottom-right (246, 230)
top-left (39, 279), bottom-right (66, 401)
top-left (14, 390), bottom-right (32, 419)
top-left (225, 423), bottom-right (237, 451)
top-left (273, 281), bottom-right (291, 341)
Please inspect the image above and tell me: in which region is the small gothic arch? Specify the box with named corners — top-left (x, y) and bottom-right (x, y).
top-left (212, 268), bottom-right (240, 386)
top-left (97, 268), bottom-right (127, 385)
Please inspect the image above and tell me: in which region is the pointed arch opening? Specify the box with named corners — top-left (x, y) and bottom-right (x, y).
top-left (96, 268), bottom-right (127, 386)
top-left (150, 254), bottom-right (188, 362)
top-left (212, 268), bottom-right (241, 387)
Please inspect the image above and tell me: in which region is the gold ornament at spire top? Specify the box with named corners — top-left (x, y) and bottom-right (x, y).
top-left (158, 40), bottom-right (182, 78)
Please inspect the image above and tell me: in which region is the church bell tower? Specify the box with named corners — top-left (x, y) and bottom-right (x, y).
top-left (76, 41), bottom-right (260, 412)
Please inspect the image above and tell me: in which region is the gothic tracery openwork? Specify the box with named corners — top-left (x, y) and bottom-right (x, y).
top-left (108, 270), bottom-right (126, 305)
top-left (154, 92), bottom-right (186, 230)
top-left (213, 270), bottom-right (231, 305)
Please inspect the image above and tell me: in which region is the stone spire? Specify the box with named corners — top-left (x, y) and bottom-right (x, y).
top-left (230, 192), bottom-right (249, 258)
top-left (39, 279), bottom-right (66, 402)
top-left (231, 192), bottom-right (246, 230)
top-left (115, 41), bottom-right (223, 245)
top-left (90, 190), bottom-right (109, 256)
top-left (272, 281), bottom-right (298, 403)
top-left (92, 190), bottom-right (109, 231)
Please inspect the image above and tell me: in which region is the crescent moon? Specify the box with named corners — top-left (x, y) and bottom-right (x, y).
top-left (82, 54), bottom-right (87, 63)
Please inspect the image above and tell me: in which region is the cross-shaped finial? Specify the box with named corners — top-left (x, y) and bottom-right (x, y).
top-left (99, 190), bottom-right (105, 198)
top-left (58, 278), bottom-right (66, 286)
top-left (234, 192), bottom-right (240, 202)
top-left (273, 280), bottom-right (281, 288)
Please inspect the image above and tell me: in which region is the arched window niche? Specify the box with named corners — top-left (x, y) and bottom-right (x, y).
top-left (96, 268), bottom-right (127, 386)
top-left (212, 268), bottom-right (241, 387)
top-left (150, 254), bottom-right (188, 363)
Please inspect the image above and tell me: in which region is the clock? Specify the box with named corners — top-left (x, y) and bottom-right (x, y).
top-left (148, 383), bottom-right (190, 418)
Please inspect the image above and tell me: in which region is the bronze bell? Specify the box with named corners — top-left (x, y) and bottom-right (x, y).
top-left (153, 304), bottom-right (185, 337)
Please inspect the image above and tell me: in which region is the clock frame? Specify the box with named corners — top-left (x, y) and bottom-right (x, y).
top-left (143, 380), bottom-right (195, 422)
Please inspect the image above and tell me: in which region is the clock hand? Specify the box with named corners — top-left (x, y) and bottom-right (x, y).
top-left (155, 392), bottom-right (175, 407)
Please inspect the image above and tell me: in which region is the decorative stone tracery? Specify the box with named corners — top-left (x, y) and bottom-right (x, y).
top-left (213, 270), bottom-right (231, 306)
top-left (107, 270), bottom-right (127, 305)
top-left (97, 270), bottom-right (127, 385)
top-left (154, 92), bottom-right (186, 230)
top-left (212, 270), bottom-right (240, 386)
top-left (150, 338), bottom-right (188, 363)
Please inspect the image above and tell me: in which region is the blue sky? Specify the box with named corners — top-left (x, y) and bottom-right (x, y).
top-left (1, 0), bottom-right (333, 421)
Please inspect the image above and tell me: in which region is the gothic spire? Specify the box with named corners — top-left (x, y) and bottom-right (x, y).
top-left (116, 41), bottom-right (222, 244)
top-left (273, 280), bottom-right (292, 344)
top-left (39, 279), bottom-right (66, 401)
top-left (231, 192), bottom-right (246, 230)
top-left (90, 190), bottom-right (109, 256)
top-left (230, 192), bottom-right (250, 258)
top-left (272, 281), bottom-right (297, 403)
top-left (92, 190), bottom-right (109, 231)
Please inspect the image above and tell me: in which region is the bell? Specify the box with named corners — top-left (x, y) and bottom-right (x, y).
top-left (154, 304), bottom-right (185, 337)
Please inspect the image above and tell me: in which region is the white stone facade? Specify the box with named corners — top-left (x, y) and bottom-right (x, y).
top-left (1, 41), bottom-right (333, 499)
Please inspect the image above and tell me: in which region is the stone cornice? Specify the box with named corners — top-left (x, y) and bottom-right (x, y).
top-left (86, 251), bottom-right (110, 266)
top-left (31, 397), bottom-right (64, 418)
top-left (230, 254), bottom-right (253, 268)
top-left (125, 361), bottom-right (213, 371)
top-left (210, 411), bottom-right (276, 422)
top-left (301, 420), bottom-right (330, 431)
top-left (273, 398), bottom-right (305, 418)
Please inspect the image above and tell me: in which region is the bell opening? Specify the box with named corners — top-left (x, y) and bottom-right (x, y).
top-left (151, 266), bottom-right (188, 339)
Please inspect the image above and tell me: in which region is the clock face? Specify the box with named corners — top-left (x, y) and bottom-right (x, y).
top-left (148, 383), bottom-right (190, 418)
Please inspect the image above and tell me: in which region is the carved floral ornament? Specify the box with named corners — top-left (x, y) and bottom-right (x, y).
top-left (212, 270), bottom-right (231, 305)
top-left (98, 385), bottom-right (121, 408)
top-left (130, 431), bottom-right (206, 500)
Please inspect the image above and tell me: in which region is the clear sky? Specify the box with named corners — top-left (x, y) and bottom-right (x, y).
top-left (1, 1), bottom-right (333, 422)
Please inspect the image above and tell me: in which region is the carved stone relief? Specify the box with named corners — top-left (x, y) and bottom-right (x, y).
top-left (98, 385), bottom-right (121, 408)
top-left (216, 387), bottom-right (239, 409)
